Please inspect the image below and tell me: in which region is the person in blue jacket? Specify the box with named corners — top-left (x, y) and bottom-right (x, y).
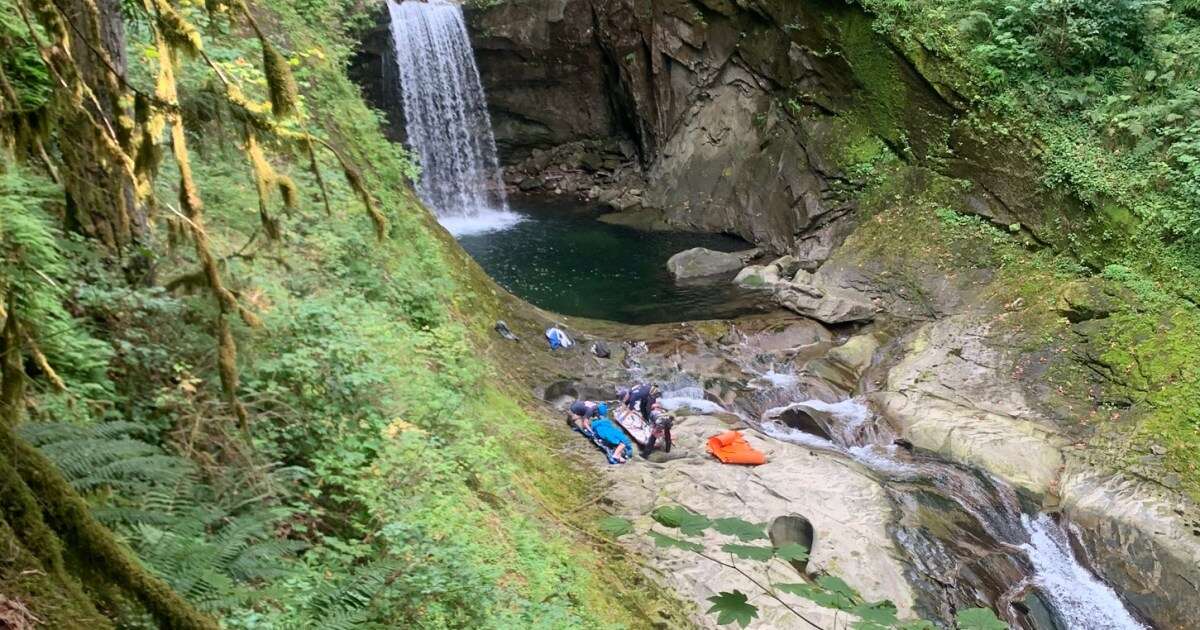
top-left (589, 403), bottom-right (634, 463)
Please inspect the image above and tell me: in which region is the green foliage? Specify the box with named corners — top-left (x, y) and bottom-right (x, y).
top-left (648, 530), bottom-right (704, 552)
top-left (651, 505), bottom-right (712, 535)
top-left (6, 0), bottom-right (672, 626)
top-left (720, 543), bottom-right (776, 561)
top-left (0, 164), bottom-right (114, 398)
top-left (966, 0), bottom-right (1158, 75)
top-left (598, 516), bottom-right (633, 538)
top-left (774, 543), bottom-right (810, 562)
top-left (0, 0), bottom-right (52, 110)
top-left (706, 591), bottom-right (759, 628)
top-left (711, 517), bottom-right (768, 542)
top-left (855, 0), bottom-right (1200, 267)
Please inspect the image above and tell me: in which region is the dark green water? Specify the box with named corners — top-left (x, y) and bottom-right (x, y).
top-left (457, 198), bottom-right (772, 324)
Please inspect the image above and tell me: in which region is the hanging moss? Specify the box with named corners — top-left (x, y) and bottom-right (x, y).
top-left (336, 158), bottom-right (387, 239)
top-left (215, 315), bottom-right (248, 430)
top-left (24, 335), bottom-right (65, 392)
top-left (259, 38), bottom-right (299, 119)
top-left (152, 0), bottom-right (203, 57)
top-left (303, 135), bottom-right (333, 216)
top-left (245, 131), bottom-right (282, 240)
top-left (276, 174), bottom-right (298, 213)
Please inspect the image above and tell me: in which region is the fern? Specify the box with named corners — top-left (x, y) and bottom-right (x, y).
top-left (18, 420), bottom-right (147, 445)
top-left (21, 420), bottom-right (308, 619)
top-left (1174, 0), bottom-right (1200, 16)
top-left (296, 560), bottom-right (403, 630)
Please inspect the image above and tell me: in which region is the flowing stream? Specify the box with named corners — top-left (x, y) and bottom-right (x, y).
top-left (659, 361), bottom-right (1148, 629)
top-left (387, 0), bottom-right (516, 234)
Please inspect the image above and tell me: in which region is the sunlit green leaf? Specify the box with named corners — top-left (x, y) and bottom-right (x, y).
top-left (651, 505), bottom-right (711, 535)
top-left (706, 590), bottom-right (759, 628)
top-left (710, 517), bottom-right (767, 541)
top-left (849, 600), bottom-right (899, 628)
top-left (648, 529), bottom-right (704, 552)
top-left (816, 575), bottom-right (862, 606)
top-left (720, 543), bottom-right (774, 561)
top-left (774, 543), bottom-right (809, 562)
top-left (597, 516), bottom-right (632, 538)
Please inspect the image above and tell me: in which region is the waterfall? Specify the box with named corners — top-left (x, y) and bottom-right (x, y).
top-left (386, 0), bottom-right (517, 235)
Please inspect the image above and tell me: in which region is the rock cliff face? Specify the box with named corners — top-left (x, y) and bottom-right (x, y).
top-left (456, 0), bottom-right (1064, 264)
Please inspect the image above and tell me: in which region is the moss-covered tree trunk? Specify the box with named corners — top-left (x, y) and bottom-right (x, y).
top-left (58, 0), bottom-right (151, 266)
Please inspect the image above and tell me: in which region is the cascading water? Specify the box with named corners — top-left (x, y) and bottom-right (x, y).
top-left (656, 357), bottom-right (1148, 629)
top-left (756, 394), bottom-right (1147, 629)
top-left (386, 0), bottom-right (517, 235)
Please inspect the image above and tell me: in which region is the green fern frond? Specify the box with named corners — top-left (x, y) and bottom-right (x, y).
top-left (71, 455), bottom-right (194, 492)
top-left (303, 560), bottom-right (401, 625)
top-left (37, 438), bottom-right (161, 478)
top-left (18, 420), bottom-right (146, 445)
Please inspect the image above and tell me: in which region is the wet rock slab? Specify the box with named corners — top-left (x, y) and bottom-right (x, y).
top-left (601, 414), bottom-right (917, 628)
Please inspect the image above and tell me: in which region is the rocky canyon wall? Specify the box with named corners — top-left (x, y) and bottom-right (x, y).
top-left (458, 0), bottom-right (1073, 265)
top-left (353, 0), bottom-right (1078, 265)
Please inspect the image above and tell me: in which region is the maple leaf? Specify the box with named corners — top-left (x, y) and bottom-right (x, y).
top-left (720, 543), bottom-right (775, 561)
top-left (706, 591), bottom-right (759, 628)
top-left (597, 516), bottom-right (632, 538)
top-left (711, 517), bottom-right (767, 541)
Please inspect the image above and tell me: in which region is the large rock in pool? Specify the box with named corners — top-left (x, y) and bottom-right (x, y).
top-left (666, 247), bottom-right (748, 279)
top-left (776, 276), bottom-right (878, 324)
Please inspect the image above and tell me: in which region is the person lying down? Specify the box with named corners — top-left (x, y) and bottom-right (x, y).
top-left (567, 400), bottom-right (634, 464)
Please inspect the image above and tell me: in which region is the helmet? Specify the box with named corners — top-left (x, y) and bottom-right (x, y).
top-left (597, 403), bottom-right (608, 416)
top-left (616, 386), bottom-right (629, 399)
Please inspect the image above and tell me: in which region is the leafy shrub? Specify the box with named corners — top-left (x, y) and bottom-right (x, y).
top-left (967, 0), bottom-right (1159, 76)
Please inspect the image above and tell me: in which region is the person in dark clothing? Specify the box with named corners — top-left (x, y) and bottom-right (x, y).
top-left (567, 399), bottom-right (601, 431)
top-left (621, 383), bottom-right (661, 421)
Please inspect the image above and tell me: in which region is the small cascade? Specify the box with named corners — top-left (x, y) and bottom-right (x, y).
top-left (1021, 514), bottom-right (1148, 629)
top-left (386, 0), bottom-right (516, 235)
top-left (757, 395), bottom-right (1146, 629)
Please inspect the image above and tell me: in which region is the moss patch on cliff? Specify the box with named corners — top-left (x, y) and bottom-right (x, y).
top-left (825, 8), bottom-right (910, 149)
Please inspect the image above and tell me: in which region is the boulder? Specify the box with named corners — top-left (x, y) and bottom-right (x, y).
top-left (762, 403), bottom-right (834, 441)
top-left (1058, 463), bottom-right (1200, 630)
top-left (667, 247), bottom-right (748, 279)
top-left (771, 255), bottom-right (801, 279)
top-left (808, 332), bottom-right (882, 392)
top-left (606, 191), bottom-right (643, 212)
top-left (733, 255), bottom-right (801, 290)
top-left (769, 515), bottom-right (815, 575)
top-left (733, 264), bottom-right (778, 289)
top-left (775, 286), bottom-right (877, 325)
top-left (773, 269), bottom-right (878, 324)
top-left (518, 176), bottom-right (545, 191)
top-left (870, 317), bottom-right (1067, 495)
